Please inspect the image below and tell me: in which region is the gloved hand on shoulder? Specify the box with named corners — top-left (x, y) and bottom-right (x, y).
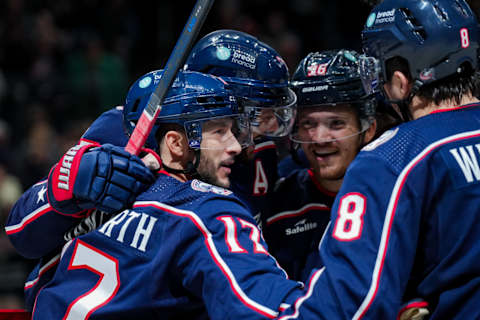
top-left (48, 143), bottom-right (156, 215)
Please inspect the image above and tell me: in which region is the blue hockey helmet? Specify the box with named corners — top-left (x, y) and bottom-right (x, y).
top-left (124, 69), bottom-right (252, 150)
top-left (359, 0), bottom-right (480, 97)
top-left (289, 49), bottom-right (376, 144)
top-left (184, 29), bottom-right (297, 138)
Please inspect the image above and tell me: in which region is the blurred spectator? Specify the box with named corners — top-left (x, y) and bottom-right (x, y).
top-left (0, 145), bottom-right (27, 310)
top-left (15, 105), bottom-right (60, 189)
top-left (0, 159), bottom-right (22, 215)
top-left (65, 31), bottom-right (128, 119)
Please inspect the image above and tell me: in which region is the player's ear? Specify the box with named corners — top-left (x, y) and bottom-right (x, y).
top-left (386, 71), bottom-right (411, 100)
top-left (164, 130), bottom-right (189, 158)
top-left (363, 119), bottom-right (377, 145)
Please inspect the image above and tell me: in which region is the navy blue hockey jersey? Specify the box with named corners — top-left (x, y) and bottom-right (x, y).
top-left (229, 138), bottom-right (279, 227)
top-left (263, 169), bottom-right (335, 281)
top-left (6, 107), bottom-right (285, 311)
top-left (6, 108), bottom-right (128, 309)
top-left (279, 103), bottom-right (480, 319)
top-left (6, 107), bottom-right (128, 259)
top-left (32, 173), bottom-right (302, 319)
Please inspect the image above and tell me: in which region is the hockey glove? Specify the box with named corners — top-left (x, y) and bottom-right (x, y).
top-left (48, 143), bottom-right (155, 215)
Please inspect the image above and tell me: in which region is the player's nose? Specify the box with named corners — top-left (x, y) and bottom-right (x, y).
top-left (228, 137), bottom-right (242, 155)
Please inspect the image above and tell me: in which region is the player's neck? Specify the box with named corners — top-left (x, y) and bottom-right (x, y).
top-left (410, 94), bottom-right (480, 120)
top-left (169, 172), bottom-right (189, 182)
top-left (314, 174), bottom-right (343, 193)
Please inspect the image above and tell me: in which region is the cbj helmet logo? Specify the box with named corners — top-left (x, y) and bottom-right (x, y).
top-left (420, 68), bottom-right (435, 81)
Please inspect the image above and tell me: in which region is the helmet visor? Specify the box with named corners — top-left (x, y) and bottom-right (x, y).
top-left (242, 88), bottom-right (297, 137)
top-left (185, 114), bottom-right (253, 150)
top-left (359, 54), bottom-right (382, 96)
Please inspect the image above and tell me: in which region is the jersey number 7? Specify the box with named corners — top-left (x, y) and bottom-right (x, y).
top-left (63, 240), bottom-right (120, 320)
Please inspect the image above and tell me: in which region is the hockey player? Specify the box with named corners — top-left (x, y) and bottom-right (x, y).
top-left (262, 49), bottom-right (377, 281)
top-left (184, 29), bottom-right (297, 226)
top-left (31, 69), bottom-right (302, 319)
top-left (278, 0), bottom-right (480, 318)
top-left (7, 107), bottom-right (161, 310)
top-left (8, 30), bottom-right (294, 258)
top-left (6, 29), bottom-right (296, 310)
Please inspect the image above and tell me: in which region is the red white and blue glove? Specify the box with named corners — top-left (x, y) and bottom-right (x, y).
top-left (48, 143), bottom-right (156, 215)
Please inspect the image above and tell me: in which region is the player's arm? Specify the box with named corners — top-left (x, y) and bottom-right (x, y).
top-left (278, 153), bottom-right (422, 319)
top-left (176, 196), bottom-right (303, 320)
top-left (6, 142), bottom-right (155, 258)
top-left (6, 179), bottom-right (85, 258)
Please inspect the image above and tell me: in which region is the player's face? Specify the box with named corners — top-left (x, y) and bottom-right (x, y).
top-left (197, 118), bottom-right (243, 188)
top-left (296, 105), bottom-right (364, 182)
top-left (245, 102), bottom-right (296, 139)
top-left (252, 109), bottom-right (279, 138)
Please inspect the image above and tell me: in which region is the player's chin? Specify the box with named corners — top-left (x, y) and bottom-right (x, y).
top-left (316, 165), bottom-right (345, 180)
top-left (216, 176), bottom-right (231, 188)
top-left (216, 167), bottom-right (232, 188)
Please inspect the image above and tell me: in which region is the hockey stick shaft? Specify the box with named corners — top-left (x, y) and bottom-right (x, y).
top-left (125, 0), bottom-right (215, 155)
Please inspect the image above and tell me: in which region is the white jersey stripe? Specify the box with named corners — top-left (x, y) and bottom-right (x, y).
top-left (254, 140), bottom-right (276, 153)
top-left (134, 200), bottom-right (279, 318)
top-left (33, 180), bottom-right (47, 187)
top-left (5, 203), bottom-right (52, 235)
top-left (352, 129), bottom-right (480, 319)
top-left (266, 203), bottom-right (329, 225)
top-left (285, 129), bottom-right (480, 319)
top-left (24, 253), bottom-right (61, 290)
top-left (277, 267), bottom-right (325, 320)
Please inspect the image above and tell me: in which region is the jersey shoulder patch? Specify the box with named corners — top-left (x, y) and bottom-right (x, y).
top-left (190, 179), bottom-right (233, 196)
top-left (362, 127), bottom-right (399, 152)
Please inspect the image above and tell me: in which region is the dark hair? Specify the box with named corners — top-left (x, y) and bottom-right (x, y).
top-left (386, 56), bottom-right (480, 105)
top-left (417, 66), bottom-right (480, 105)
top-left (385, 56), bottom-right (412, 83)
top-left (155, 123), bottom-right (184, 149)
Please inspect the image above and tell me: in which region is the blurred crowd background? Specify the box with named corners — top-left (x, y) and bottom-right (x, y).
top-left (0, 0), bottom-right (478, 309)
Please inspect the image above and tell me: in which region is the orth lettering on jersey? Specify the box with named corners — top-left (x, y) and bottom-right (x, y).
top-left (98, 210), bottom-right (157, 252)
top-left (57, 144), bottom-right (83, 190)
top-left (449, 144), bottom-right (480, 183)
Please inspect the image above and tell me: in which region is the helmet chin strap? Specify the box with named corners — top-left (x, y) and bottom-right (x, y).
top-left (384, 80), bottom-right (423, 122)
top-left (162, 149), bottom-right (201, 178)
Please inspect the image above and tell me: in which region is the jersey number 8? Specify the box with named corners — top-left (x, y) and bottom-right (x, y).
top-left (332, 193), bottom-right (366, 241)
